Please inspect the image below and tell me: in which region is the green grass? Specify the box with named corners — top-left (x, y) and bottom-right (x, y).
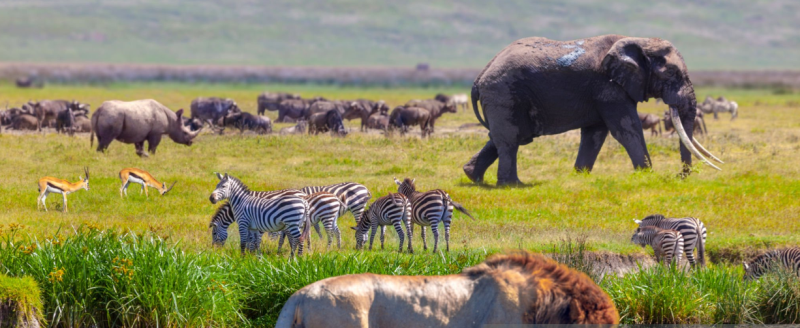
top-left (0, 1), bottom-right (799, 69)
top-left (0, 82), bottom-right (799, 325)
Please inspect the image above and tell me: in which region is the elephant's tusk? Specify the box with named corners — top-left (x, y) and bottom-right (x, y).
top-left (691, 136), bottom-right (724, 164)
top-left (671, 108), bottom-right (721, 171)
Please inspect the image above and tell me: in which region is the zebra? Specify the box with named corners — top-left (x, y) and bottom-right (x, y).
top-left (301, 182), bottom-right (371, 224)
top-left (743, 247), bottom-right (800, 280)
top-left (276, 192), bottom-right (348, 252)
top-left (634, 214), bottom-right (707, 267)
top-left (352, 193), bottom-right (411, 252)
top-left (209, 187), bottom-right (306, 253)
top-left (631, 226), bottom-right (685, 265)
top-left (394, 177), bottom-right (475, 253)
top-left (209, 173), bottom-right (310, 258)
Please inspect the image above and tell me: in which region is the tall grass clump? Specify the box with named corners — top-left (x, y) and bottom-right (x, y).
top-left (754, 268), bottom-right (800, 324)
top-left (0, 225), bottom-right (244, 327)
top-left (549, 235), bottom-right (600, 281)
top-left (603, 264), bottom-right (710, 324)
top-left (691, 265), bottom-right (758, 323)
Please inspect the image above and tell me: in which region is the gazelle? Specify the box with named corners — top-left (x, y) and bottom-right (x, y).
top-left (37, 167), bottom-right (90, 212)
top-left (119, 168), bottom-right (176, 198)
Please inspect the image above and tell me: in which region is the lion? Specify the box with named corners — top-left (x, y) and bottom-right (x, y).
top-left (275, 251), bottom-right (619, 327)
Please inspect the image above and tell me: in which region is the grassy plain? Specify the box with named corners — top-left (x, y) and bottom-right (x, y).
top-left (0, 82), bottom-right (799, 256)
top-left (0, 82), bottom-right (799, 325)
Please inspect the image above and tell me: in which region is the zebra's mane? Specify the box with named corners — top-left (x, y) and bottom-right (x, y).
top-left (642, 214), bottom-right (666, 221)
top-left (402, 178), bottom-right (416, 191)
top-left (209, 202), bottom-right (234, 227)
top-left (226, 175), bottom-right (251, 193)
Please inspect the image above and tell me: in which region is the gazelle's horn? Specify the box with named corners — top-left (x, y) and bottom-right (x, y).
top-left (670, 107), bottom-right (721, 171)
top-left (84, 167), bottom-right (90, 180)
top-left (164, 181), bottom-right (177, 195)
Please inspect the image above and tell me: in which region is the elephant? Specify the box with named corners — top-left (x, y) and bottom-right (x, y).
top-left (389, 106), bottom-right (432, 137)
top-left (190, 97), bottom-right (240, 130)
top-left (405, 99), bottom-right (457, 132)
top-left (463, 35), bottom-right (723, 185)
top-left (638, 112), bottom-right (662, 137)
top-left (91, 99), bottom-right (200, 157)
top-left (257, 92), bottom-right (300, 115)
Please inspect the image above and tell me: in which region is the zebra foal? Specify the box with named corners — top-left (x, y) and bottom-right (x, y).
top-left (635, 214), bottom-right (707, 267)
top-left (394, 177), bottom-right (475, 253)
top-left (352, 193), bottom-right (411, 252)
top-left (209, 173), bottom-right (310, 258)
top-left (631, 226), bottom-right (685, 265)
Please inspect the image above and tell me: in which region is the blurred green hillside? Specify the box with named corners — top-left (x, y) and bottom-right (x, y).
top-left (0, 0), bottom-right (797, 69)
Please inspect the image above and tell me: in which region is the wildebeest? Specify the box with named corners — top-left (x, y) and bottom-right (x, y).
top-left (190, 97), bottom-right (240, 130)
top-left (222, 112), bottom-right (272, 134)
top-left (366, 113), bottom-right (389, 130)
top-left (309, 110), bottom-right (347, 136)
top-left (257, 92), bottom-right (301, 115)
top-left (55, 108), bottom-right (76, 135)
top-left (275, 251), bottom-right (619, 327)
top-left (389, 106), bottom-right (432, 137)
top-left (304, 101), bottom-right (339, 119)
top-left (638, 112), bottom-right (662, 136)
top-left (343, 99), bottom-right (387, 132)
top-left (91, 99), bottom-right (200, 157)
top-left (5, 113), bottom-right (39, 131)
top-left (27, 100), bottom-right (89, 131)
top-left (698, 96), bottom-right (738, 120)
top-left (73, 115), bottom-right (92, 133)
top-left (277, 99), bottom-right (311, 123)
top-left (405, 99), bottom-right (457, 132)
top-left (279, 120), bottom-right (308, 135)
top-left (452, 93), bottom-right (469, 112)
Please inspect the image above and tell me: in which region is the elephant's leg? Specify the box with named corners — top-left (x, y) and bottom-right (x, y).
top-left (601, 108), bottom-right (651, 170)
top-left (574, 124), bottom-right (609, 172)
top-left (134, 142), bottom-right (148, 157)
top-left (147, 135), bottom-right (162, 154)
top-left (463, 139), bottom-right (498, 183)
top-left (496, 141), bottom-right (521, 185)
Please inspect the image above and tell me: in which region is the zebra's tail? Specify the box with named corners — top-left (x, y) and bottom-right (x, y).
top-left (337, 193), bottom-right (348, 218)
top-left (696, 223), bottom-right (706, 266)
top-left (446, 193), bottom-right (476, 221)
top-left (300, 203), bottom-right (312, 246)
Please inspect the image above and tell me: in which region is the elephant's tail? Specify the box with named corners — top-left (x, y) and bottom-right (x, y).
top-left (89, 114), bottom-right (96, 148)
top-left (471, 84), bottom-right (488, 129)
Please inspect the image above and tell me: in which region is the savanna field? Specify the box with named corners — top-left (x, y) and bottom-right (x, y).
top-left (1, 82), bottom-right (800, 326)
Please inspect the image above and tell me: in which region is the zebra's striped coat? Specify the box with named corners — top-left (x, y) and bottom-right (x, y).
top-left (744, 247), bottom-right (800, 280)
top-left (394, 177), bottom-right (475, 253)
top-left (635, 214), bottom-right (707, 266)
top-left (301, 182), bottom-right (371, 223)
top-left (353, 193), bottom-right (411, 252)
top-left (209, 188), bottom-right (306, 253)
top-left (209, 174), bottom-right (309, 258)
top-left (631, 226), bottom-right (685, 264)
top-left (277, 192), bottom-right (348, 252)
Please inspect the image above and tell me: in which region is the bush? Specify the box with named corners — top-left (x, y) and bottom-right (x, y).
top-left (0, 273), bottom-right (43, 328)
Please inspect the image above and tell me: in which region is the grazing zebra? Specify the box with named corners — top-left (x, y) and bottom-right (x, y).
top-left (301, 182), bottom-right (371, 223)
top-left (352, 193), bottom-right (411, 252)
top-left (276, 192), bottom-right (348, 252)
top-left (634, 214), bottom-right (707, 267)
top-left (394, 177), bottom-right (475, 253)
top-left (209, 187), bottom-right (306, 253)
top-left (209, 173), bottom-right (310, 258)
top-left (743, 247), bottom-right (800, 280)
top-left (631, 226), bottom-right (685, 264)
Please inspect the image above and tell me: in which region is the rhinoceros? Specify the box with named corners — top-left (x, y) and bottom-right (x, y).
top-left (91, 99), bottom-right (200, 157)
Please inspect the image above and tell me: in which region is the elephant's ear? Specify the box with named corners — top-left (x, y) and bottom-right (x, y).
top-left (602, 38), bottom-right (650, 102)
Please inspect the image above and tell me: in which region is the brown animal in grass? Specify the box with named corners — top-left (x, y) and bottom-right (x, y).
top-left (6, 113), bottom-right (39, 131)
top-left (279, 120), bottom-right (308, 135)
top-left (73, 115), bottom-right (92, 133)
top-left (638, 112), bottom-right (662, 136)
top-left (275, 251), bottom-right (619, 327)
top-left (366, 113), bottom-right (389, 130)
top-left (389, 106), bottom-right (432, 137)
top-left (406, 99), bottom-right (457, 132)
top-left (308, 110), bottom-right (347, 136)
top-left (257, 92), bottom-right (300, 115)
top-left (343, 99), bottom-right (382, 132)
top-left (663, 108), bottom-right (706, 137)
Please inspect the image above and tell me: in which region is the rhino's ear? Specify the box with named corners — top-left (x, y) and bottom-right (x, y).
top-left (175, 109), bottom-right (184, 118)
